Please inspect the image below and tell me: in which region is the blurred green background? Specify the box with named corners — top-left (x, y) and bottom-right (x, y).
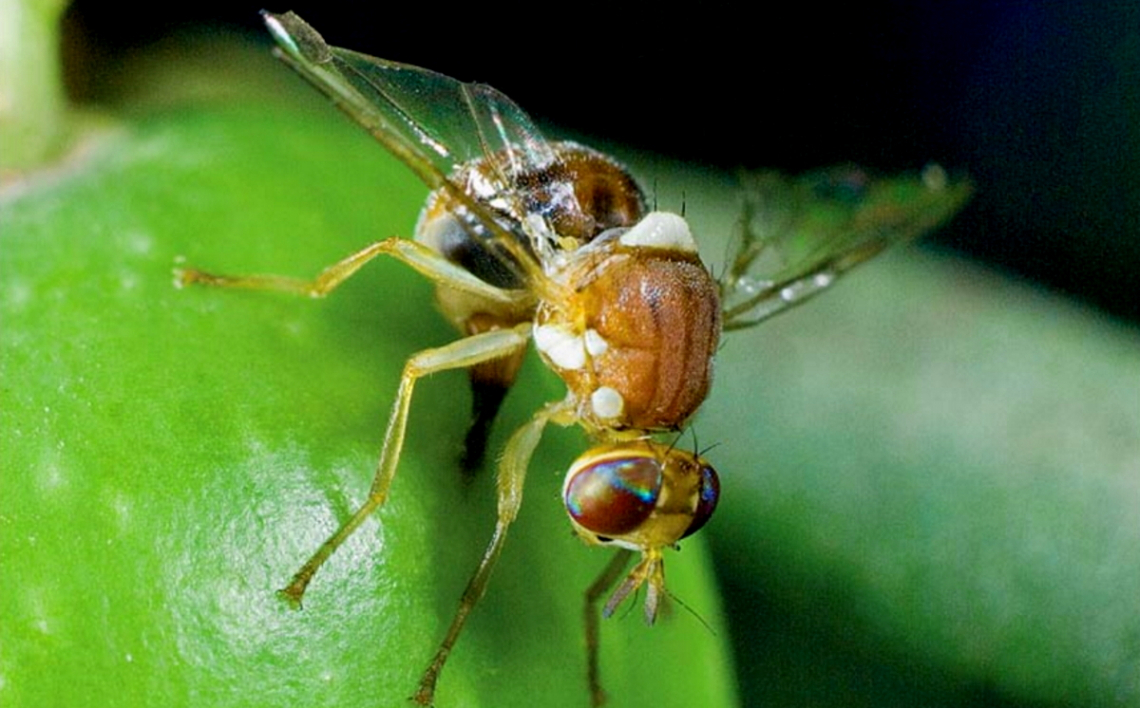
top-left (3, 3), bottom-right (1139, 707)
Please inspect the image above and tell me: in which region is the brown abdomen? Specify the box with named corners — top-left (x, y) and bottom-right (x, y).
top-left (552, 249), bottom-right (721, 431)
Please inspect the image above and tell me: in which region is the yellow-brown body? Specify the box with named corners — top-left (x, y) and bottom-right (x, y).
top-left (537, 242), bottom-right (721, 433)
top-left (413, 142), bottom-right (721, 459)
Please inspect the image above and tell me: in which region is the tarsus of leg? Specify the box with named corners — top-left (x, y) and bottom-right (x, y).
top-left (176, 237), bottom-right (523, 304)
top-left (413, 400), bottom-right (568, 706)
top-left (278, 323), bottom-right (532, 608)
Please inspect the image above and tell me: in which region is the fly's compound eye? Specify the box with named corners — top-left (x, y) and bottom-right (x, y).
top-left (562, 443), bottom-right (720, 550)
top-left (681, 461), bottom-right (720, 539)
top-left (563, 452), bottom-right (662, 538)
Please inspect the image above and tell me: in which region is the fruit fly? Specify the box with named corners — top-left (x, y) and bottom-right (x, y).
top-left (176, 11), bottom-right (972, 707)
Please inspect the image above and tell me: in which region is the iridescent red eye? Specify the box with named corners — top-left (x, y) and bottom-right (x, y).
top-left (563, 455), bottom-right (662, 537)
top-left (681, 462), bottom-right (719, 539)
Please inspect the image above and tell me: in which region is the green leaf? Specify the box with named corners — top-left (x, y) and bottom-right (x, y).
top-left (0, 55), bottom-right (736, 708)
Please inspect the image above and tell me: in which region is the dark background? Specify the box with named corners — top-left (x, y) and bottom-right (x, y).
top-left (65, 1), bottom-right (1139, 327)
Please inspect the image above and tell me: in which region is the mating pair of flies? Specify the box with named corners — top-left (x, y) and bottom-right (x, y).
top-left (177, 11), bottom-right (971, 706)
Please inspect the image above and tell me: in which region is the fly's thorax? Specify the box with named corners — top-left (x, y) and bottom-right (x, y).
top-left (534, 212), bottom-right (722, 431)
top-left (514, 142), bottom-right (646, 244)
top-left (562, 441), bottom-right (720, 552)
top-left (413, 142), bottom-right (646, 291)
top-left (413, 142), bottom-right (651, 380)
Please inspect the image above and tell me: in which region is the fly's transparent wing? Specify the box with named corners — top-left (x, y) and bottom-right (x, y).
top-left (326, 53), bottom-right (561, 187)
top-left (262, 11), bottom-right (559, 284)
top-left (263, 11), bottom-right (557, 186)
top-left (460, 83), bottom-right (560, 180)
top-left (720, 164), bottom-right (972, 330)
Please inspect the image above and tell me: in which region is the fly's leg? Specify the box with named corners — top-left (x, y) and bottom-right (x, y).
top-left (179, 238), bottom-right (548, 699)
top-left (413, 400), bottom-right (570, 706)
top-left (279, 323), bottom-right (532, 607)
top-left (175, 237), bottom-right (521, 304)
top-left (583, 549), bottom-right (635, 707)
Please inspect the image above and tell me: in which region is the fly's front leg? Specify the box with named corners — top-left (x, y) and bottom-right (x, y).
top-left (413, 400), bottom-right (570, 706)
top-left (175, 237), bottom-right (520, 304)
top-left (279, 323), bottom-right (532, 608)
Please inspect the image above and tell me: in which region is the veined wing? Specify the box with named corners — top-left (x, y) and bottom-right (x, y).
top-left (262, 11), bottom-right (558, 285)
top-left (720, 164), bottom-right (973, 330)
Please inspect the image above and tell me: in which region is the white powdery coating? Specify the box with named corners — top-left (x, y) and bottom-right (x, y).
top-left (584, 329), bottom-right (609, 356)
top-left (533, 324), bottom-right (586, 370)
top-left (618, 212), bottom-right (696, 252)
top-left (591, 386), bottom-right (624, 419)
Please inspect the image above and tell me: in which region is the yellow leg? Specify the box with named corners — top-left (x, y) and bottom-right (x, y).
top-left (413, 400), bottom-right (570, 706)
top-left (279, 323), bottom-right (532, 607)
top-left (583, 549), bottom-right (634, 707)
top-left (175, 237), bottom-right (521, 304)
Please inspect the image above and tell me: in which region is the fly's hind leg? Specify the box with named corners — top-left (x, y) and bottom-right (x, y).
top-left (279, 323), bottom-right (532, 608)
top-left (413, 400), bottom-right (571, 706)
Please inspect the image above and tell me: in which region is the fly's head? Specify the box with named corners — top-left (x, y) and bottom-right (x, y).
top-left (562, 440), bottom-right (720, 622)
